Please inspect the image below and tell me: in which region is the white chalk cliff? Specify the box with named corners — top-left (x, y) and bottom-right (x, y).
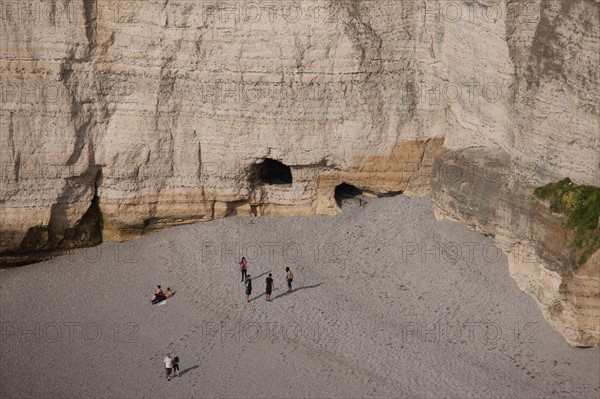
top-left (1, 1), bottom-right (598, 346)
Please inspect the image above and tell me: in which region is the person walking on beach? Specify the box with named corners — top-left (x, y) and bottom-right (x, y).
top-left (240, 257), bottom-right (248, 282)
top-left (265, 273), bottom-right (274, 301)
top-left (172, 356), bottom-right (180, 377)
top-left (245, 274), bottom-right (252, 302)
top-left (164, 353), bottom-right (173, 381)
top-left (286, 267), bottom-right (294, 292)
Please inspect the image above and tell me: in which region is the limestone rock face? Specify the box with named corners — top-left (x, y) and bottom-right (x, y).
top-left (430, 148), bottom-right (599, 347)
top-left (0, 1), bottom-right (598, 345)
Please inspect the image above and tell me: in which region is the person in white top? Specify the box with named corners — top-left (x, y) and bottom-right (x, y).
top-left (164, 353), bottom-right (173, 380)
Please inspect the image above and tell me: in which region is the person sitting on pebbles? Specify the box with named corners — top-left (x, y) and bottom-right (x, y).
top-left (165, 287), bottom-right (173, 299)
top-left (151, 285), bottom-right (167, 304)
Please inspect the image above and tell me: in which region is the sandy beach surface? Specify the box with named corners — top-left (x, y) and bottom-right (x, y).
top-left (1, 196), bottom-right (599, 398)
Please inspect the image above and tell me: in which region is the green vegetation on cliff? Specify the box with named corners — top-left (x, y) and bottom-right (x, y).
top-left (534, 178), bottom-right (600, 265)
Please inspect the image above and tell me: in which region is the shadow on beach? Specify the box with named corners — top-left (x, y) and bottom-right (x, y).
top-left (271, 283), bottom-right (322, 301)
top-left (178, 365), bottom-right (199, 378)
top-left (250, 270), bottom-right (271, 280)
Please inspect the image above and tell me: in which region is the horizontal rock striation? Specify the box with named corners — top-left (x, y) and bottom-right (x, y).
top-left (0, 1), bottom-right (598, 345)
top-left (430, 148), bottom-right (599, 347)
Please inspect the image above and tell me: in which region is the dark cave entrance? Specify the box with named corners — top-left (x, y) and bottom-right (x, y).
top-left (249, 158), bottom-right (293, 185)
top-left (335, 182), bottom-right (363, 207)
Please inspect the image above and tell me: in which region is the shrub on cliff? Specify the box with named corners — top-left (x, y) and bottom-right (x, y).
top-left (534, 178), bottom-right (600, 265)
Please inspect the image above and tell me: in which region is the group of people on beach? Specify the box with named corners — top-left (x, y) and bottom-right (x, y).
top-left (150, 285), bottom-right (173, 304)
top-left (156, 257), bottom-right (296, 380)
top-left (240, 257), bottom-right (294, 302)
top-left (149, 259), bottom-right (294, 305)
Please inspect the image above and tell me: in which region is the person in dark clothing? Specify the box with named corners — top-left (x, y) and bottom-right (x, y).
top-left (240, 257), bottom-right (248, 282)
top-left (265, 273), bottom-right (274, 301)
top-left (245, 275), bottom-right (252, 302)
top-left (172, 356), bottom-right (180, 377)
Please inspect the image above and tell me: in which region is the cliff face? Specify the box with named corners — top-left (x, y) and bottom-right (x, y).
top-left (1, 1), bottom-right (598, 345)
